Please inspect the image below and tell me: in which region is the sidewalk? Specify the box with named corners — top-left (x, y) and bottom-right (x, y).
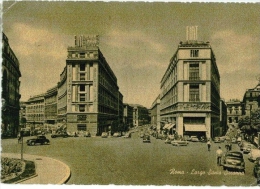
top-left (1, 153), bottom-right (71, 184)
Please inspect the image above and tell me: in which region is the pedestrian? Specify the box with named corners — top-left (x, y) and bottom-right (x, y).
top-left (207, 140), bottom-right (211, 151)
top-left (216, 146), bottom-right (223, 166)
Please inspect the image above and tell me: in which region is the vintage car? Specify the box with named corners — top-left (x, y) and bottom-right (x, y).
top-left (143, 135), bottom-right (151, 143)
top-left (26, 135), bottom-right (50, 146)
top-left (122, 132), bottom-right (132, 138)
top-left (240, 142), bottom-right (256, 154)
top-left (214, 137), bottom-right (221, 143)
top-left (51, 132), bottom-right (69, 138)
top-left (113, 132), bottom-right (121, 137)
top-left (190, 136), bottom-right (200, 142)
top-left (253, 157), bottom-right (260, 178)
top-left (101, 132), bottom-right (108, 138)
top-left (84, 131), bottom-right (91, 137)
top-left (171, 140), bottom-right (189, 146)
top-left (248, 149), bottom-right (260, 162)
top-left (222, 151), bottom-right (245, 172)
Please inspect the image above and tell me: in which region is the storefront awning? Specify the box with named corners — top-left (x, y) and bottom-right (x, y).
top-left (185, 124), bottom-right (207, 132)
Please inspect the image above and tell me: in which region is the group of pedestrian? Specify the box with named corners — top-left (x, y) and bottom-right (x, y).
top-left (206, 139), bottom-right (223, 166)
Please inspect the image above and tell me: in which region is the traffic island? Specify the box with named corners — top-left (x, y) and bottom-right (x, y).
top-left (1, 157), bottom-right (37, 184)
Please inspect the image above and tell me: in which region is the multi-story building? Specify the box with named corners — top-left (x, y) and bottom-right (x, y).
top-left (220, 99), bottom-right (228, 135)
top-left (226, 99), bottom-right (242, 128)
top-left (160, 28), bottom-right (221, 139)
top-left (1, 32), bottom-right (22, 137)
top-left (242, 81), bottom-right (260, 117)
top-left (19, 101), bottom-right (26, 128)
top-left (25, 93), bottom-right (45, 131)
top-left (58, 35), bottom-right (123, 135)
top-left (150, 95), bottom-right (161, 130)
top-left (123, 103), bottom-right (134, 129)
top-left (131, 104), bottom-right (150, 127)
top-left (45, 86), bottom-right (58, 125)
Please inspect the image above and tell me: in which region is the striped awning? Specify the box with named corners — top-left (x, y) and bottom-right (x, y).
top-left (185, 124), bottom-right (207, 132)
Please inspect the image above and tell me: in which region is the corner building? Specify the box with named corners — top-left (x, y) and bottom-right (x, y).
top-left (160, 41), bottom-right (221, 139)
top-left (58, 35), bottom-right (123, 135)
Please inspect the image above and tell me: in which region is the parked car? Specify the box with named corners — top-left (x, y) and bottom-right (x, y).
top-left (113, 132), bottom-right (121, 137)
top-left (222, 151), bottom-right (245, 172)
top-left (122, 132), bottom-right (132, 138)
top-left (243, 144), bottom-right (257, 154)
top-left (248, 149), bottom-right (260, 162)
top-left (219, 136), bottom-right (226, 142)
top-left (171, 140), bottom-right (189, 146)
top-left (101, 132), bottom-right (108, 138)
top-left (190, 136), bottom-right (200, 142)
top-left (240, 142), bottom-right (256, 154)
top-left (165, 135), bottom-right (175, 144)
top-left (84, 131), bottom-right (91, 137)
top-left (51, 132), bottom-right (69, 138)
top-left (143, 135), bottom-right (151, 143)
top-left (214, 137), bottom-right (221, 143)
top-left (253, 157), bottom-right (260, 178)
top-left (183, 135), bottom-right (191, 141)
top-left (27, 135), bottom-right (50, 146)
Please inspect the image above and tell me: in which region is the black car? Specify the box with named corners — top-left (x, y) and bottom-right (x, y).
top-left (143, 135), bottom-right (151, 143)
top-left (222, 151), bottom-right (245, 172)
top-left (253, 157), bottom-right (260, 178)
top-left (27, 135), bottom-right (50, 146)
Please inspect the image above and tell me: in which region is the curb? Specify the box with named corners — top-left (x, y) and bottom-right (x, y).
top-left (1, 153), bottom-right (71, 184)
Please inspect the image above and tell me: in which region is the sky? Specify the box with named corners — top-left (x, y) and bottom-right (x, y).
top-left (2, 1), bottom-right (260, 108)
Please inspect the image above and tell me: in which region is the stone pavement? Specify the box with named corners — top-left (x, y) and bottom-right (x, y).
top-left (1, 153), bottom-right (71, 184)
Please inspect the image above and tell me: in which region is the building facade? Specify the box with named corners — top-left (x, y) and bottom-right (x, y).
top-left (25, 93), bottom-right (45, 131)
top-left (131, 104), bottom-right (150, 127)
top-left (160, 39), bottom-right (221, 139)
top-left (220, 99), bottom-right (228, 135)
top-left (226, 99), bottom-right (242, 128)
top-left (59, 35), bottom-right (123, 135)
top-left (150, 95), bottom-right (161, 130)
top-left (1, 32), bottom-right (22, 137)
top-left (242, 81), bottom-right (260, 117)
top-left (45, 86), bottom-right (58, 125)
top-left (123, 103), bottom-right (134, 129)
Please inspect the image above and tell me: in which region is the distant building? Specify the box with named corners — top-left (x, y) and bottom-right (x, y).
top-left (130, 104), bottom-right (150, 127)
top-left (160, 27), bottom-right (221, 138)
top-left (123, 103), bottom-right (134, 129)
top-left (45, 86), bottom-right (58, 125)
top-left (25, 93), bottom-right (45, 131)
top-left (57, 35), bottom-right (123, 135)
top-left (1, 32), bottom-right (22, 137)
top-left (150, 95), bottom-right (161, 130)
top-left (226, 99), bottom-right (242, 128)
top-left (242, 81), bottom-right (260, 117)
top-left (220, 99), bottom-right (228, 134)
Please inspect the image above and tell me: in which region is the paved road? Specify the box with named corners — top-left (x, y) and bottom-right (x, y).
top-left (1, 132), bottom-right (258, 186)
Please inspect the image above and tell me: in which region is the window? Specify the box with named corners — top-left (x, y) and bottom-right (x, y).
top-left (80, 73), bottom-right (85, 81)
top-left (80, 64), bottom-right (85, 71)
top-left (79, 94), bottom-right (85, 102)
top-left (189, 85), bottom-right (199, 102)
top-left (79, 53), bottom-right (85, 58)
top-left (189, 63), bottom-right (199, 80)
top-left (79, 85), bottom-right (85, 91)
top-left (190, 50), bottom-right (199, 57)
top-left (77, 124), bottom-right (86, 131)
top-left (79, 105), bottom-right (85, 112)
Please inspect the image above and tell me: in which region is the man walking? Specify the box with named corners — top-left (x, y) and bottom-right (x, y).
top-left (207, 140), bottom-right (211, 151)
top-left (216, 146), bottom-right (223, 166)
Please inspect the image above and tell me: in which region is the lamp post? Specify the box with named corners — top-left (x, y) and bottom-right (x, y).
top-left (20, 130), bottom-right (24, 160)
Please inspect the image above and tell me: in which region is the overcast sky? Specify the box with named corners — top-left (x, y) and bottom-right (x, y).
top-left (2, 1), bottom-right (260, 108)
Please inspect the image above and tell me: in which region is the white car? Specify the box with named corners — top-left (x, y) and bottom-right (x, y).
top-left (248, 149), bottom-right (260, 162)
top-left (190, 136), bottom-right (200, 142)
top-left (171, 140), bottom-right (189, 146)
